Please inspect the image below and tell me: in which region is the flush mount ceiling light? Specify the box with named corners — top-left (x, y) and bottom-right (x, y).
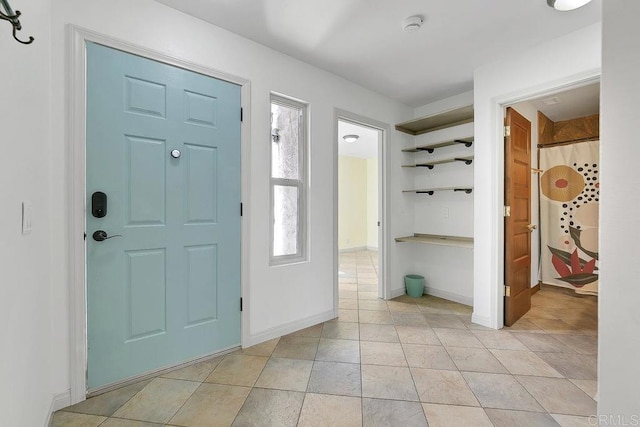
top-left (403, 15), bottom-right (424, 32)
top-left (343, 134), bottom-right (359, 143)
top-left (547, 0), bottom-right (593, 11)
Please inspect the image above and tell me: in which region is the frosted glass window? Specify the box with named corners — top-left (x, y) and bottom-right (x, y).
top-left (270, 94), bottom-right (308, 265)
top-left (273, 185), bottom-right (299, 256)
top-left (271, 103), bottom-right (300, 180)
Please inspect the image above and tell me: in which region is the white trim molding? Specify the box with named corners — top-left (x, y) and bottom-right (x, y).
top-left (333, 109), bottom-right (391, 311)
top-left (471, 313), bottom-right (493, 329)
top-left (246, 310), bottom-right (335, 348)
top-left (424, 287), bottom-right (473, 307)
top-left (488, 70), bottom-right (601, 330)
top-left (46, 391), bottom-right (72, 425)
top-left (389, 287), bottom-right (406, 299)
top-left (67, 25), bottom-right (252, 405)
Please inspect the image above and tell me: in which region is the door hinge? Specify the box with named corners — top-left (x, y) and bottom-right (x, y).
top-left (377, 221), bottom-right (381, 227)
top-left (240, 107), bottom-right (243, 122)
top-left (504, 285), bottom-right (511, 297)
top-left (240, 202), bottom-right (243, 216)
top-left (240, 297), bottom-right (243, 311)
top-left (504, 125), bottom-right (511, 137)
top-left (503, 206), bottom-right (511, 217)
top-left (84, 232), bottom-right (87, 241)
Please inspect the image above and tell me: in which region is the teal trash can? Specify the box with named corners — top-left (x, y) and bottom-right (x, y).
top-left (405, 274), bottom-right (425, 298)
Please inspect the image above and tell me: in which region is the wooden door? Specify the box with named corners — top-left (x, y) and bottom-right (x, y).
top-left (86, 43), bottom-right (242, 389)
top-left (504, 107), bottom-right (532, 326)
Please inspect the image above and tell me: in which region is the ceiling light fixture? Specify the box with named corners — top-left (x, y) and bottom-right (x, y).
top-left (403, 15), bottom-right (424, 32)
top-left (343, 134), bottom-right (359, 143)
top-left (547, 0), bottom-right (593, 11)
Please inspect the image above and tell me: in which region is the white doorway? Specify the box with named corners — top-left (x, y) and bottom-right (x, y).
top-left (504, 81), bottom-right (600, 324)
top-left (335, 115), bottom-right (386, 313)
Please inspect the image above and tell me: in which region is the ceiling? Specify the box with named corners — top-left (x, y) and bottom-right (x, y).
top-left (522, 82), bottom-right (600, 121)
top-left (155, 0), bottom-right (601, 107)
top-left (338, 121), bottom-right (379, 159)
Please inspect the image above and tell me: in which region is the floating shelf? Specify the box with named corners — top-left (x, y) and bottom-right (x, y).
top-left (396, 105), bottom-right (474, 135)
top-left (402, 137), bottom-right (474, 153)
top-left (395, 233), bottom-right (474, 248)
top-left (403, 156), bottom-right (474, 169)
top-left (403, 187), bottom-right (473, 195)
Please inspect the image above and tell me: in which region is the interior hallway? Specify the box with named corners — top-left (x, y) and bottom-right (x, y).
top-left (52, 250), bottom-right (597, 426)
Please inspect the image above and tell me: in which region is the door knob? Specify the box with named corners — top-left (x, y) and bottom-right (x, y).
top-left (92, 230), bottom-right (122, 242)
top-left (526, 224), bottom-right (537, 232)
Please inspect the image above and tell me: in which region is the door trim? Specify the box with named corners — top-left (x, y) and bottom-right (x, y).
top-left (333, 109), bottom-right (390, 316)
top-left (488, 71), bottom-right (600, 329)
top-left (68, 25), bottom-right (251, 404)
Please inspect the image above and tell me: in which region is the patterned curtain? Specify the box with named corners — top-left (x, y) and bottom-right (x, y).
top-left (539, 140), bottom-right (599, 295)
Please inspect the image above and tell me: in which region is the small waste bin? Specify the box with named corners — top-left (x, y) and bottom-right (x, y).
top-left (405, 274), bottom-right (425, 298)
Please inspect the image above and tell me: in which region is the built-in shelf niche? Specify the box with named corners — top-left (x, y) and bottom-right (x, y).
top-left (402, 187), bottom-right (473, 195)
top-left (402, 156), bottom-right (473, 169)
top-left (402, 137), bottom-right (473, 153)
top-left (396, 104), bottom-right (475, 247)
top-left (394, 233), bottom-right (473, 248)
top-left (396, 105), bottom-right (474, 135)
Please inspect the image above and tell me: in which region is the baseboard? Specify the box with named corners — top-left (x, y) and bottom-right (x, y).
top-left (339, 247), bottom-right (367, 253)
top-left (46, 390), bottom-right (71, 424)
top-left (88, 345), bottom-right (239, 397)
top-left (424, 286), bottom-right (473, 307)
top-left (388, 287), bottom-right (406, 299)
top-left (471, 313), bottom-right (495, 329)
top-left (246, 309), bottom-right (336, 348)
top-left (366, 246), bottom-right (378, 252)
top-left (531, 283), bottom-right (541, 295)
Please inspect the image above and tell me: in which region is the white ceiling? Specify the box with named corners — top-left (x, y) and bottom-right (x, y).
top-left (524, 82), bottom-right (600, 121)
top-left (155, 0), bottom-right (601, 107)
top-left (338, 121), bottom-right (379, 159)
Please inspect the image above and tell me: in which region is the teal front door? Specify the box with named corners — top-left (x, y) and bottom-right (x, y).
top-left (86, 43), bottom-right (241, 389)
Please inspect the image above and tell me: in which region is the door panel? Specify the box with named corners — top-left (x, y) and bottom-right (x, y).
top-left (185, 244), bottom-right (218, 326)
top-left (504, 107), bottom-right (532, 326)
top-left (184, 144), bottom-right (218, 223)
top-left (86, 43), bottom-right (241, 389)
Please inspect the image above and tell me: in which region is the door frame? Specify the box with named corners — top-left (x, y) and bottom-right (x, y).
top-left (67, 26), bottom-right (251, 403)
top-left (492, 72), bottom-right (600, 328)
top-left (333, 109), bottom-right (390, 314)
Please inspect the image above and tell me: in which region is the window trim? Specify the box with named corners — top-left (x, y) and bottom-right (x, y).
top-left (269, 94), bottom-right (308, 266)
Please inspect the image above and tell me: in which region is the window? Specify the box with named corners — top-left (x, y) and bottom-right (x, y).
top-left (270, 95), bottom-right (308, 264)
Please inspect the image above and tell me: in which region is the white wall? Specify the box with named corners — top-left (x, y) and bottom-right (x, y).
top-left (403, 91), bottom-right (475, 304)
top-left (339, 156), bottom-right (368, 250)
top-left (40, 0), bottom-right (414, 415)
top-left (508, 102), bottom-right (540, 288)
top-left (599, 0), bottom-right (640, 417)
top-left (0, 1), bottom-right (55, 425)
top-left (338, 156), bottom-right (379, 251)
top-left (366, 158), bottom-right (378, 249)
top-left (473, 23), bottom-right (601, 328)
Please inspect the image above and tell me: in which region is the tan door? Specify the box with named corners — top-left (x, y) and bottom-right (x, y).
top-left (504, 107), bottom-right (532, 326)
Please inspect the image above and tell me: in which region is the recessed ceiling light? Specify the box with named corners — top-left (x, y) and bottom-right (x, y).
top-left (343, 134), bottom-right (359, 143)
top-left (403, 15), bottom-right (424, 32)
top-left (547, 0), bottom-right (593, 11)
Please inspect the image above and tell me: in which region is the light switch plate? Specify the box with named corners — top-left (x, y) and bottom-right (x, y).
top-left (22, 201), bottom-right (33, 235)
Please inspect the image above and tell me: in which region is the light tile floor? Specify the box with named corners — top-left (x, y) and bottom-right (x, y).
top-left (53, 250), bottom-right (598, 426)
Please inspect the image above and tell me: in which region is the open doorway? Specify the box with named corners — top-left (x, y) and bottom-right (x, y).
top-left (337, 119), bottom-right (384, 311)
top-left (502, 82), bottom-right (599, 391)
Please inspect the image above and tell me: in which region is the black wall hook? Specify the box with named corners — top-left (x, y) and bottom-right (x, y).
top-left (0, 0), bottom-right (34, 45)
